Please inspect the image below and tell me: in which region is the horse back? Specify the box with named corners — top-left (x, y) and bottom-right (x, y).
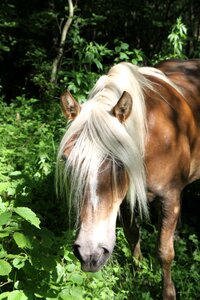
top-left (155, 59), bottom-right (200, 114)
top-left (144, 63), bottom-right (200, 194)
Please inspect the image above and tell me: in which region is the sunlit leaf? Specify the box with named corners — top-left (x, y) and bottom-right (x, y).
top-left (0, 211), bottom-right (12, 226)
top-left (0, 259), bottom-right (12, 276)
top-left (0, 182), bottom-right (10, 193)
top-left (13, 207), bottom-right (40, 228)
top-left (13, 232), bottom-right (32, 249)
top-left (0, 292), bottom-right (9, 300)
top-left (13, 257), bottom-right (26, 269)
top-left (70, 273), bottom-right (84, 285)
top-left (7, 290), bottom-right (28, 300)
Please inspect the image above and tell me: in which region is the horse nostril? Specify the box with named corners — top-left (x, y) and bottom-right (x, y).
top-left (73, 243), bottom-right (82, 261)
top-left (102, 247), bottom-right (110, 256)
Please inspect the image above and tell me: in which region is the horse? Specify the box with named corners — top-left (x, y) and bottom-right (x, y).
top-left (56, 60), bottom-right (200, 300)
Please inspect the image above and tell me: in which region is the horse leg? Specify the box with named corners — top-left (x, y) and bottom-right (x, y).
top-left (158, 192), bottom-right (180, 300)
top-left (120, 202), bottom-right (142, 260)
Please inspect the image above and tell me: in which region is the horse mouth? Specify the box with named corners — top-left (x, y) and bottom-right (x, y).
top-left (74, 244), bottom-right (111, 272)
top-left (80, 254), bottom-right (110, 272)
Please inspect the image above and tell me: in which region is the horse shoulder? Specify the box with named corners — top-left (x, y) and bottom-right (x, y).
top-left (144, 78), bottom-right (197, 196)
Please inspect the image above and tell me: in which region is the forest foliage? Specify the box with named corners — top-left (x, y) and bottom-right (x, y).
top-left (0, 0), bottom-right (200, 299)
top-left (1, 0), bottom-right (200, 101)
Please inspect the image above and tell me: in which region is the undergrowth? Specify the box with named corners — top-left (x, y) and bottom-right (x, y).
top-left (0, 96), bottom-right (200, 299)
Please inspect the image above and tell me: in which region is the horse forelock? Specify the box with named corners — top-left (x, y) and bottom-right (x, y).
top-left (57, 62), bottom-right (152, 222)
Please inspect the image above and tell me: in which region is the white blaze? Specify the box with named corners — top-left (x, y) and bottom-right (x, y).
top-left (89, 163), bottom-right (99, 209)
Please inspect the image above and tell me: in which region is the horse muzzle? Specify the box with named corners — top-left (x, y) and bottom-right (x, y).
top-left (73, 243), bottom-right (111, 272)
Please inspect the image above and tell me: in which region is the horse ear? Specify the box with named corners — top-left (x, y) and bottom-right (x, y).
top-left (112, 91), bottom-right (132, 122)
top-left (60, 91), bottom-right (81, 120)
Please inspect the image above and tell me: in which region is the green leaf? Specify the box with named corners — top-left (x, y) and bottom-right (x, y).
top-left (13, 207), bottom-right (40, 228)
top-left (59, 287), bottom-right (83, 300)
top-left (0, 292), bottom-right (9, 300)
top-left (70, 287), bottom-right (83, 300)
top-left (0, 182), bottom-right (10, 193)
top-left (87, 271), bottom-right (103, 280)
top-left (70, 273), bottom-right (84, 285)
top-left (59, 289), bottom-right (71, 300)
top-left (64, 250), bottom-right (74, 262)
top-left (193, 249), bottom-right (200, 262)
top-left (0, 259), bottom-right (12, 276)
top-left (10, 171), bottom-right (22, 177)
top-left (66, 263), bottom-right (76, 272)
top-left (0, 211), bottom-right (12, 226)
top-left (13, 257), bottom-right (26, 269)
top-left (0, 231), bottom-right (10, 238)
top-left (119, 52), bottom-right (129, 60)
top-left (7, 291), bottom-right (28, 300)
top-left (13, 232), bottom-right (32, 249)
top-left (120, 42), bottom-right (129, 50)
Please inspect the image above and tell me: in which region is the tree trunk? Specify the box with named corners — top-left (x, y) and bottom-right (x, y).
top-left (50, 0), bottom-right (74, 84)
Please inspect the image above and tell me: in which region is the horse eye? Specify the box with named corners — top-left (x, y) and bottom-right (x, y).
top-left (61, 154), bottom-right (68, 162)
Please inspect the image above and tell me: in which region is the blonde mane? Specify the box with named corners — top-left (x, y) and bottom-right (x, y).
top-left (56, 62), bottom-right (178, 221)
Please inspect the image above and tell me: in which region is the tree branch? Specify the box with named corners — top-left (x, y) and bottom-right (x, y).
top-left (50, 0), bottom-right (74, 84)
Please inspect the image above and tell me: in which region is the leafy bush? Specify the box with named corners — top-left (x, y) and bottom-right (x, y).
top-left (0, 96), bottom-right (133, 299)
top-left (0, 41), bottom-right (200, 300)
top-left (152, 17), bottom-right (188, 64)
top-left (168, 17), bottom-right (187, 58)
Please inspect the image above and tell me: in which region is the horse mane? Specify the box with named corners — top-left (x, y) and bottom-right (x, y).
top-left (139, 66), bottom-right (184, 96)
top-left (56, 62), bottom-right (180, 222)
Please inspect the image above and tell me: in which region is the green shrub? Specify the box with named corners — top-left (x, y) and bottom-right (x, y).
top-left (0, 91), bottom-right (200, 299)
